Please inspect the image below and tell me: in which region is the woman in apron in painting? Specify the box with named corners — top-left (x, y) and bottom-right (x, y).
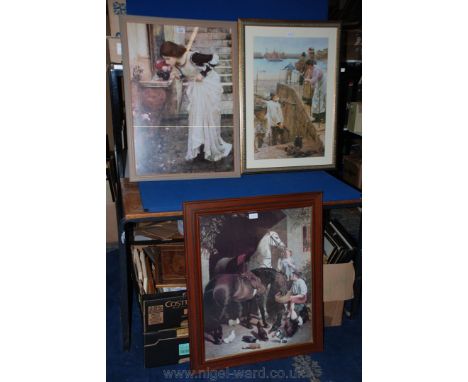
top-left (160, 41), bottom-right (232, 162)
top-left (303, 59), bottom-right (327, 123)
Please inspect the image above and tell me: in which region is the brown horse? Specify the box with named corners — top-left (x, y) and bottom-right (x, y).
top-left (204, 272), bottom-right (266, 344)
top-left (245, 268), bottom-right (289, 328)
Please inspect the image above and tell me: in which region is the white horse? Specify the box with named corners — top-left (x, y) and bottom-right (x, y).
top-left (248, 231), bottom-right (286, 270)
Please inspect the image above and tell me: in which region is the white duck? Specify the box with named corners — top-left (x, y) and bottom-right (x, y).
top-left (223, 329), bottom-right (236, 344)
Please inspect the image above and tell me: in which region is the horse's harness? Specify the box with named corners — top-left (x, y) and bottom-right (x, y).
top-left (263, 233), bottom-right (286, 263)
top-left (269, 233), bottom-right (284, 248)
top-left (233, 272), bottom-right (266, 300)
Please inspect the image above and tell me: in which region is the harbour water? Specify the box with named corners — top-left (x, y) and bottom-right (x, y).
top-left (254, 58), bottom-right (327, 96)
top-left (254, 58), bottom-right (328, 76)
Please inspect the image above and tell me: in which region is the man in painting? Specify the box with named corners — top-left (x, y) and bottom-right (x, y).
top-left (302, 60), bottom-right (314, 116)
top-left (295, 52), bottom-right (307, 85)
top-left (288, 270), bottom-right (308, 326)
top-left (281, 62), bottom-right (295, 84)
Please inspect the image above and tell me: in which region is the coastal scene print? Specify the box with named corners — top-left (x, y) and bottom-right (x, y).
top-left (253, 37), bottom-right (328, 159)
top-left (242, 22), bottom-right (339, 171)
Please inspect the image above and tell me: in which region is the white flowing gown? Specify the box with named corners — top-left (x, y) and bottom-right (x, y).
top-left (180, 52), bottom-right (232, 162)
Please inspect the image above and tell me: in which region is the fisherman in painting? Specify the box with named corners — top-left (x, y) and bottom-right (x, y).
top-left (302, 60), bottom-right (314, 115)
top-left (281, 62), bottom-right (295, 84)
top-left (295, 52), bottom-right (307, 85)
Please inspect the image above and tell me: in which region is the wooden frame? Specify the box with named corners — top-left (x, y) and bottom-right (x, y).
top-left (183, 193), bottom-right (323, 372)
top-left (155, 243), bottom-right (186, 285)
top-left (239, 19), bottom-right (340, 173)
top-left (121, 15), bottom-right (240, 181)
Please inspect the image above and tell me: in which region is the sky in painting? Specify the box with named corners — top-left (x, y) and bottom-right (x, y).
top-left (254, 37), bottom-right (328, 54)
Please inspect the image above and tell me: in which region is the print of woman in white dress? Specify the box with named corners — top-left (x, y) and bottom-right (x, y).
top-left (161, 41), bottom-right (232, 162)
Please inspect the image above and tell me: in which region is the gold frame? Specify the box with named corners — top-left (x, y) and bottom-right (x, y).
top-left (238, 19), bottom-right (340, 173)
top-left (120, 15), bottom-right (241, 181)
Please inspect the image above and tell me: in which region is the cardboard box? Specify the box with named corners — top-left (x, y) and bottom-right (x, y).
top-left (342, 155), bottom-right (362, 190)
top-left (142, 290), bottom-right (189, 333)
top-left (324, 301), bottom-right (345, 327)
top-left (130, 247), bottom-right (189, 367)
top-left (107, 37), bottom-right (122, 64)
top-left (144, 327), bottom-right (190, 368)
top-left (323, 262), bottom-right (355, 326)
top-left (107, 0), bottom-right (126, 37)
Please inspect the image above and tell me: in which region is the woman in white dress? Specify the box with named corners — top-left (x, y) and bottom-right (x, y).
top-left (160, 41), bottom-right (232, 162)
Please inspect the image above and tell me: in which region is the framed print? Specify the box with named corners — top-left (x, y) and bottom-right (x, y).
top-left (121, 15), bottom-right (240, 181)
top-left (144, 243), bottom-right (187, 286)
top-left (239, 19), bottom-right (340, 173)
top-left (183, 193), bottom-right (323, 372)
top-left (323, 220), bottom-right (355, 264)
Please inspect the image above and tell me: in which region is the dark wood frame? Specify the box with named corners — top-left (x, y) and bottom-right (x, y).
top-left (183, 192), bottom-right (323, 373)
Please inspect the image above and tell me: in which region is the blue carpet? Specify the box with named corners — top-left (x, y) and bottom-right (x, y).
top-left (107, 250), bottom-right (361, 381)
